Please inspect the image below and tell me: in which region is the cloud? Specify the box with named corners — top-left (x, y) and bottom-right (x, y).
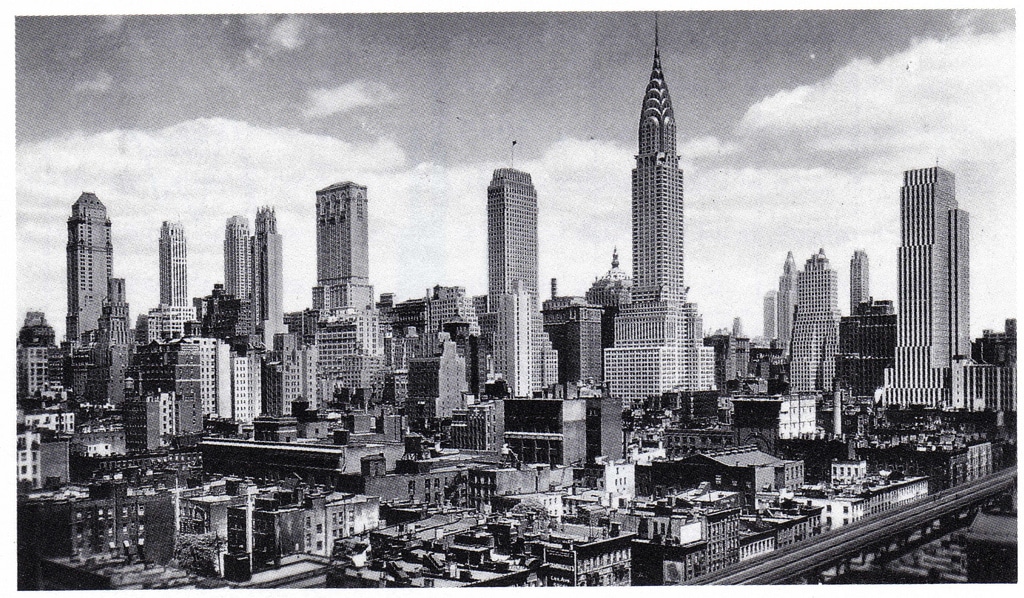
top-left (15, 31), bottom-right (1014, 342)
top-left (73, 72), bottom-right (112, 94)
top-left (736, 30), bottom-right (1014, 168)
top-left (687, 30), bottom-right (1015, 335)
top-left (270, 16), bottom-right (306, 50)
top-left (304, 81), bottom-right (399, 119)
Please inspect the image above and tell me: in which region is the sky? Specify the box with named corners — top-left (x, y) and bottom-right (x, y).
top-left (14, 9), bottom-right (1017, 342)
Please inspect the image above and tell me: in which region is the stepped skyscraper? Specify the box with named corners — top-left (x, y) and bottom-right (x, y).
top-left (884, 166), bottom-right (971, 408)
top-left (790, 249), bottom-right (841, 393)
top-left (66, 192), bottom-right (113, 343)
top-left (604, 30), bottom-right (714, 403)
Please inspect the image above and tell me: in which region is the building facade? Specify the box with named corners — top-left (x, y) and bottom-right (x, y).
top-left (604, 39), bottom-right (711, 403)
top-left (884, 167), bottom-right (971, 409)
top-left (253, 206), bottom-right (285, 346)
top-left (312, 182), bottom-right (373, 312)
top-left (66, 192), bottom-right (113, 343)
top-left (159, 221), bottom-right (188, 308)
top-left (224, 215), bottom-right (253, 301)
top-left (790, 249), bottom-right (840, 393)
top-left (849, 249), bottom-right (869, 314)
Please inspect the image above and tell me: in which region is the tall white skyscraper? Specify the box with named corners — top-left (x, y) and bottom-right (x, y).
top-left (884, 166), bottom-right (970, 408)
top-left (159, 221), bottom-right (188, 307)
top-left (763, 290), bottom-right (778, 341)
top-left (224, 215), bottom-right (253, 300)
top-left (777, 251), bottom-right (798, 355)
top-left (253, 206), bottom-right (285, 346)
top-left (849, 249), bottom-right (870, 313)
top-left (790, 249), bottom-right (841, 393)
top-left (604, 30), bottom-right (712, 403)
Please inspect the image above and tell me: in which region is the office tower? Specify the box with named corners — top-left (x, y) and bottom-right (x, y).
top-left (175, 336), bottom-right (232, 418)
top-left (311, 181), bottom-right (382, 401)
top-left (790, 249), bottom-right (841, 393)
top-left (732, 317), bottom-right (744, 338)
top-left (263, 333), bottom-right (318, 416)
top-left (486, 167), bottom-right (557, 394)
top-left (224, 215), bottom-right (252, 300)
top-left (132, 339), bottom-right (202, 405)
top-left (604, 31), bottom-right (712, 403)
top-left (407, 333), bottom-right (468, 430)
top-left (777, 251), bottom-right (798, 354)
top-left (426, 285), bottom-right (481, 335)
top-left (17, 312), bottom-right (56, 399)
top-left (849, 250), bottom-right (870, 313)
top-left (66, 192), bottom-right (113, 342)
top-left (763, 290), bottom-right (778, 341)
top-left (91, 278), bottom-right (132, 405)
top-left (194, 284), bottom-right (255, 353)
top-left (488, 168), bottom-right (539, 299)
top-left (884, 167), bottom-right (970, 409)
top-left (97, 278), bottom-right (132, 347)
top-left (972, 319), bottom-right (1017, 368)
top-left (159, 221), bottom-right (188, 307)
top-left (253, 206), bottom-right (285, 345)
top-left (312, 182), bottom-right (374, 311)
top-left (543, 296), bottom-right (604, 385)
top-left (835, 299), bottom-right (896, 398)
top-left (492, 280), bottom-right (534, 396)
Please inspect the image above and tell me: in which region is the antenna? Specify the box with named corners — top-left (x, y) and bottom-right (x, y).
top-left (511, 140), bottom-right (517, 169)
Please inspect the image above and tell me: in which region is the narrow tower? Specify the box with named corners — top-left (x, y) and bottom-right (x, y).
top-left (66, 192), bottom-right (113, 342)
top-left (253, 206), bottom-right (285, 345)
top-left (777, 251), bottom-right (798, 354)
top-left (849, 249), bottom-right (870, 313)
top-left (604, 24), bottom-right (714, 403)
top-left (159, 221), bottom-right (188, 307)
top-left (224, 216), bottom-right (252, 300)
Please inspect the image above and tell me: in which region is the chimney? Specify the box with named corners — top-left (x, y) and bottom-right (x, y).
top-left (551, 278), bottom-right (558, 300)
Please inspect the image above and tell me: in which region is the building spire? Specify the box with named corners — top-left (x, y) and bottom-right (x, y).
top-left (612, 247), bottom-right (619, 269)
top-left (654, 13), bottom-right (660, 61)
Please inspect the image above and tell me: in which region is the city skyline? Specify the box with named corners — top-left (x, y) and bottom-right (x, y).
top-left (15, 10), bottom-right (1015, 341)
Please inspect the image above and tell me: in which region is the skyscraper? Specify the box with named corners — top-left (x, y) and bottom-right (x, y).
top-left (763, 290), bottom-right (778, 341)
top-left (487, 168), bottom-right (539, 300)
top-left (312, 182), bottom-right (373, 311)
top-left (485, 168), bottom-right (557, 394)
top-left (884, 166), bottom-right (971, 408)
top-left (311, 181), bottom-right (382, 400)
top-left (159, 221), bottom-right (188, 307)
top-left (253, 206), bottom-right (285, 345)
top-left (604, 29), bottom-right (713, 403)
top-left (777, 251), bottom-right (798, 355)
top-left (790, 249), bottom-right (841, 393)
top-left (66, 192), bottom-right (112, 342)
top-left (224, 215), bottom-right (252, 300)
top-left (849, 249), bottom-right (870, 313)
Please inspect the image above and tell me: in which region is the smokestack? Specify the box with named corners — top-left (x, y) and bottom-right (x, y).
top-left (551, 278), bottom-right (558, 299)
top-left (833, 389), bottom-right (843, 437)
